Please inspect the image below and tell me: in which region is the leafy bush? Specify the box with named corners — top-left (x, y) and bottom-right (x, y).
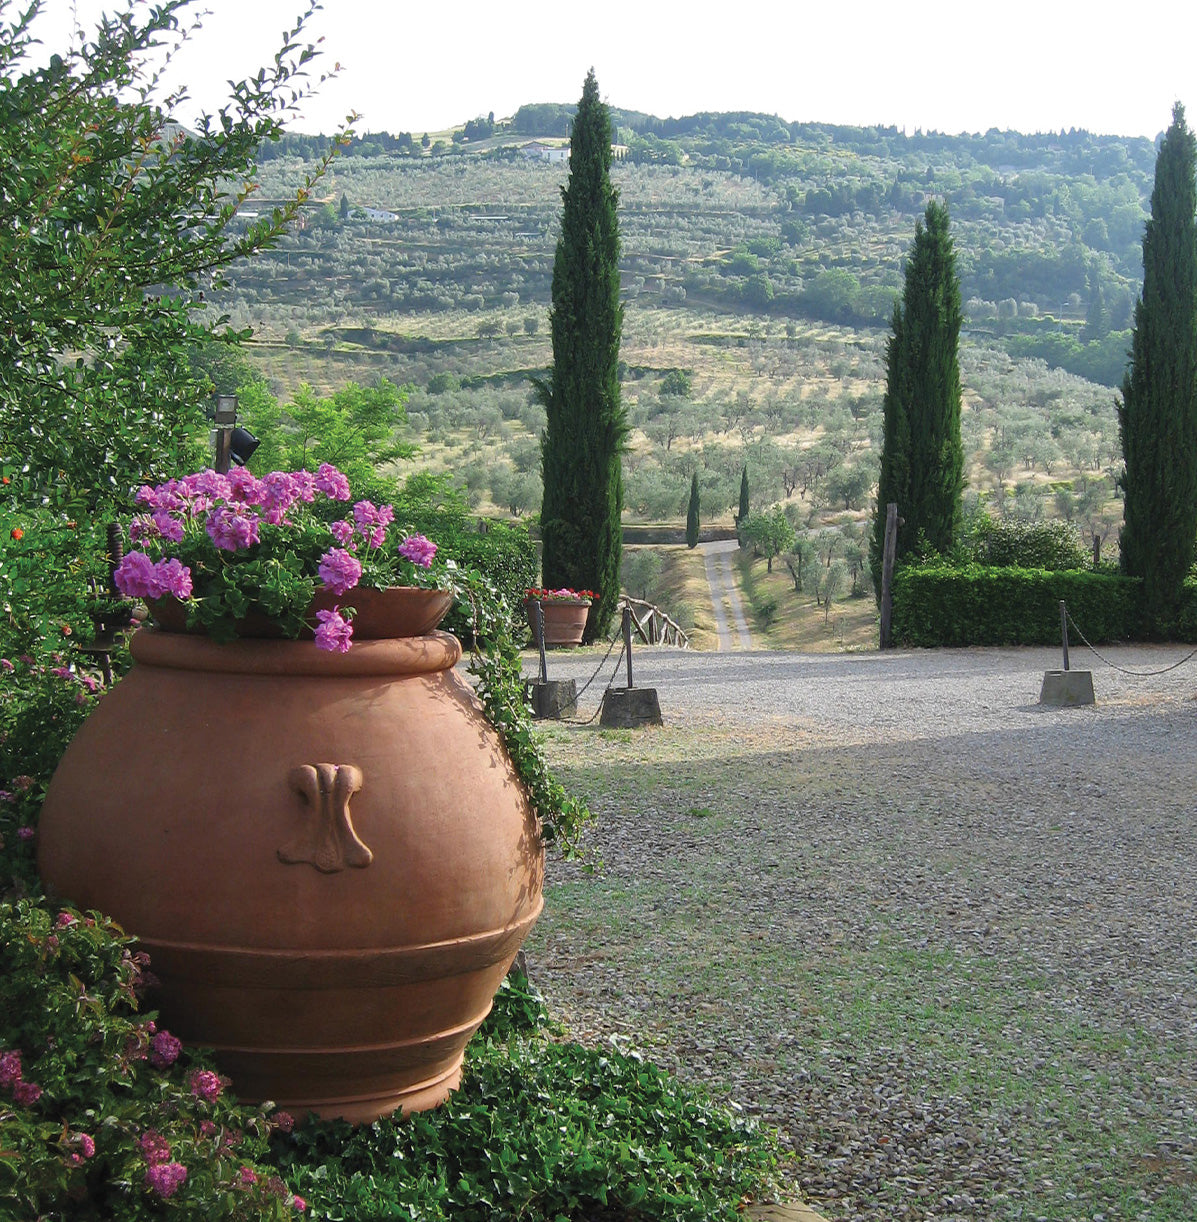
top-left (270, 1024), bottom-right (780, 1222)
top-left (892, 562), bottom-right (1142, 647)
top-left (0, 900), bottom-right (303, 1220)
top-left (962, 514), bottom-right (1089, 570)
top-left (1175, 576), bottom-right (1197, 642)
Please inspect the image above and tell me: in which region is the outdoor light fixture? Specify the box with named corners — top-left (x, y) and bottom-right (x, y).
top-left (229, 426), bottom-right (260, 467)
top-left (213, 394), bottom-right (238, 474)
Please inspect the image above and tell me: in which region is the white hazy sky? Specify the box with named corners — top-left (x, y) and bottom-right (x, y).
top-left (26, 0), bottom-right (1197, 141)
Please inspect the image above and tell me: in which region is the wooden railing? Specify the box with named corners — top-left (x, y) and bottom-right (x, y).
top-left (619, 596), bottom-right (690, 648)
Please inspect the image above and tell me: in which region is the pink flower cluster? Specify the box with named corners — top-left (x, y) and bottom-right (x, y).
top-left (0, 1049), bottom-right (42, 1106)
top-left (149, 1029), bottom-right (182, 1069)
top-left (118, 465), bottom-right (357, 605)
top-left (398, 533), bottom-right (437, 569)
top-left (145, 1160), bottom-right (188, 1198)
top-left (205, 505), bottom-right (261, 551)
top-left (139, 1130), bottom-right (173, 1165)
top-left (67, 1132), bottom-right (96, 1165)
top-left (313, 607), bottom-right (353, 654)
top-left (351, 499), bottom-right (395, 549)
top-left (189, 1068), bottom-right (223, 1102)
top-left (113, 551), bottom-right (193, 600)
top-left (317, 547), bottom-right (362, 596)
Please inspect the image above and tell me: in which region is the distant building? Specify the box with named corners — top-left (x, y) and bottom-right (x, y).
top-left (357, 207), bottom-right (399, 223)
top-left (521, 142), bottom-right (569, 163)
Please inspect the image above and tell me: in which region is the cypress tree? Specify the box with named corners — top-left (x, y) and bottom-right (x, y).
top-left (1118, 102), bottom-right (1197, 635)
top-left (686, 472), bottom-right (700, 548)
top-left (870, 201), bottom-right (964, 595)
top-left (737, 466), bottom-right (750, 526)
top-left (538, 69), bottom-right (625, 641)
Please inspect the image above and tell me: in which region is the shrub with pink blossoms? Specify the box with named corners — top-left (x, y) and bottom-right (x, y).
top-left (189, 1068), bottom-right (224, 1102)
top-left (145, 1160), bottom-right (188, 1197)
top-left (116, 466), bottom-right (450, 648)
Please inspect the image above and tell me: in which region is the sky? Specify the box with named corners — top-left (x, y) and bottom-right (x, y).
top-left (25, 0), bottom-right (1197, 141)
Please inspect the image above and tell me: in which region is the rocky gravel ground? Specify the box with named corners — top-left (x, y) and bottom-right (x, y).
top-left (521, 644), bottom-right (1197, 1221)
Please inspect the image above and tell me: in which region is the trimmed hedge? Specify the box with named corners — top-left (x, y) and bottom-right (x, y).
top-left (891, 562), bottom-right (1143, 647)
top-left (966, 517), bottom-right (1088, 570)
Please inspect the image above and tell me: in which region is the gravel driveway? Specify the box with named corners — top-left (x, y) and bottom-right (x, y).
top-left (523, 643), bottom-right (1197, 1221)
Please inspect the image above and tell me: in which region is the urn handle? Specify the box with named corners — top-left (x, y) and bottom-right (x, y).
top-left (278, 763), bottom-right (372, 873)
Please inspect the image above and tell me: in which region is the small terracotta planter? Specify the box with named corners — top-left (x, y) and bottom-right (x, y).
top-left (38, 599), bottom-right (542, 1123)
top-left (527, 599), bottom-right (590, 647)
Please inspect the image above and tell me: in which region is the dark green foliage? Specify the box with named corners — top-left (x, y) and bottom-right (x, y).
top-left (1118, 103), bottom-right (1197, 635)
top-left (439, 520), bottom-right (539, 642)
top-left (1173, 577), bottom-right (1197, 641)
top-left (891, 562), bottom-right (1141, 647)
top-left (686, 473), bottom-right (701, 548)
top-left (477, 970), bottom-right (553, 1040)
top-left (737, 466), bottom-right (750, 526)
top-left (538, 70), bottom-right (626, 642)
top-left (871, 203), bottom-right (965, 595)
top-left (964, 516), bottom-right (1089, 570)
top-left (270, 1025), bottom-right (780, 1222)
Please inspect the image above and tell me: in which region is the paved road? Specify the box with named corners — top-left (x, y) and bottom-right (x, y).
top-left (699, 538), bottom-right (752, 650)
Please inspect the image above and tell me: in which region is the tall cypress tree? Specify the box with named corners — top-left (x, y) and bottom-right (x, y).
top-left (737, 466), bottom-right (750, 526)
top-left (686, 472), bottom-right (701, 548)
top-left (1118, 103), bottom-right (1197, 635)
top-left (870, 201), bottom-right (964, 594)
top-left (538, 69), bottom-right (625, 641)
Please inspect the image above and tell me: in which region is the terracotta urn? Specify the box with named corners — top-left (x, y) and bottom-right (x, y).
top-left (38, 598), bottom-right (543, 1123)
top-left (527, 598), bottom-right (590, 647)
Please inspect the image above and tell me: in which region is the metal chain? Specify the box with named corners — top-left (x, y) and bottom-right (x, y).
top-left (565, 639), bottom-right (628, 726)
top-left (571, 632), bottom-right (622, 700)
top-left (1065, 608), bottom-right (1197, 677)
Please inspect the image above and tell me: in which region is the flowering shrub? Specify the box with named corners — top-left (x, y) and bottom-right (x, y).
top-left (524, 587), bottom-right (595, 604)
top-left (0, 900), bottom-right (306, 1219)
top-left (0, 655), bottom-right (101, 889)
top-left (113, 466), bottom-right (448, 650)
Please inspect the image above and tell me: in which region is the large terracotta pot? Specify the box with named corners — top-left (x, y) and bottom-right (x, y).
top-left (38, 611), bottom-right (543, 1123)
top-left (527, 599), bottom-right (590, 647)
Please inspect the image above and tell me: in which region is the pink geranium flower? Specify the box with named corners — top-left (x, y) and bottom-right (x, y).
top-left (313, 463), bottom-right (351, 500)
top-left (317, 548), bottom-right (362, 595)
top-left (206, 506), bottom-right (260, 551)
top-left (398, 533), bottom-right (437, 568)
top-left (313, 607), bottom-right (353, 653)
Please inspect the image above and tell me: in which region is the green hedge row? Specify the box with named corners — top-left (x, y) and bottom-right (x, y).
top-left (891, 563), bottom-right (1144, 647)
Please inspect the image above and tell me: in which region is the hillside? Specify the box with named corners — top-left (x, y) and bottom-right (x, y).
top-left (210, 109), bottom-right (1144, 640)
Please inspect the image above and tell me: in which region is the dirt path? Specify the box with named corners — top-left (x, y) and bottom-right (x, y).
top-left (700, 538), bottom-right (753, 650)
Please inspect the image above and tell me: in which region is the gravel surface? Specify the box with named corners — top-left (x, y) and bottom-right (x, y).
top-left (522, 644), bottom-right (1197, 1222)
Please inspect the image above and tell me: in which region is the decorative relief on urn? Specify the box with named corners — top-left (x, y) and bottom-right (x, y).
top-left (279, 763), bottom-right (372, 872)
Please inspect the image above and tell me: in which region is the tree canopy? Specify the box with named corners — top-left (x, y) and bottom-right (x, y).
top-left (871, 201), bottom-right (965, 591)
top-left (538, 69), bottom-right (625, 640)
top-left (1118, 103), bottom-right (1197, 633)
top-left (0, 0), bottom-right (345, 516)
